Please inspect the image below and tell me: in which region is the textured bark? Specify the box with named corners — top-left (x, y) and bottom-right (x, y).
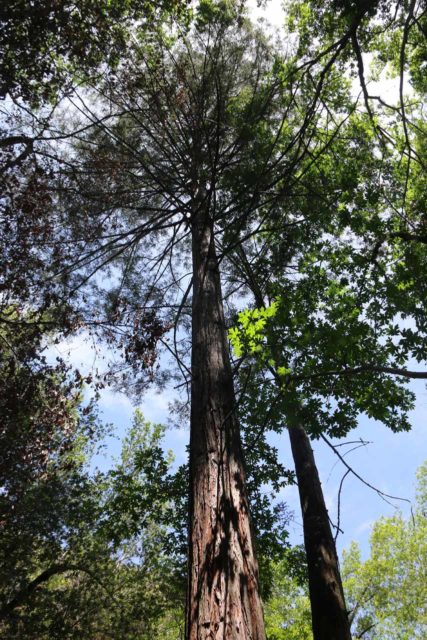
top-left (288, 423), bottom-right (352, 640)
top-left (186, 204), bottom-right (266, 640)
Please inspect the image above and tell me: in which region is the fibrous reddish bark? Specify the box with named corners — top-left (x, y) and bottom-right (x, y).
top-left (288, 423), bottom-right (351, 640)
top-left (186, 202), bottom-right (266, 640)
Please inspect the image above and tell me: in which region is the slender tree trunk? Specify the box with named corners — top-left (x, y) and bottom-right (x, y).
top-left (186, 201), bottom-right (266, 640)
top-left (234, 247), bottom-right (351, 639)
top-left (288, 422), bottom-right (352, 640)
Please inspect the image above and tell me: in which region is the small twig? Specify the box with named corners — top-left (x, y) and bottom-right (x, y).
top-left (327, 440), bottom-right (372, 482)
top-left (334, 439), bottom-right (372, 448)
top-left (357, 622), bottom-right (377, 638)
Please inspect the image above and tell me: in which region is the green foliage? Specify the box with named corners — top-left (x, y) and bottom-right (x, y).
top-left (0, 0), bottom-right (188, 104)
top-left (0, 405), bottom-right (186, 639)
top-left (0, 318), bottom-right (184, 638)
top-left (264, 549), bottom-right (312, 640)
top-left (196, 0), bottom-right (241, 28)
top-left (227, 83), bottom-right (427, 439)
top-left (229, 302), bottom-right (279, 358)
top-left (0, 308), bottom-right (97, 532)
top-left (230, 279), bottom-right (415, 437)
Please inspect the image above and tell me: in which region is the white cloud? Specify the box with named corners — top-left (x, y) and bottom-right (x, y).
top-left (324, 489), bottom-right (336, 513)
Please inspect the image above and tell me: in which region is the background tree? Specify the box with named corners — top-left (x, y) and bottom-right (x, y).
top-left (342, 460), bottom-right (427, 639)
top-left (0, 312), bottom-right (106, 635)
top-left (259, 464), bottom-right (427, 640)
top-left (0, 395), bottom-right (184, 639)
top-left (263, 548), bottom-right (312, 640)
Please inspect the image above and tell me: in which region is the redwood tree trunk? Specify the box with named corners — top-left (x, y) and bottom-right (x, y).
top-left (288, 423), bottom-right (352, 640)
top-left (186, 203), bottom-right (266, 640)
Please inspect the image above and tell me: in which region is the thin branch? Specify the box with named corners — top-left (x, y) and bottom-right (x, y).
top-left (335, 469), bottom-right (351, 543)
top-left (293, 364), bottom-right (427, 383)
top-left (0, 563), bottom-right (120, 620)
top-left (320, 433), bottom-right (411, 508)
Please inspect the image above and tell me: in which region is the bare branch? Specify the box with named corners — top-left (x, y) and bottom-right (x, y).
top-left (320, 433), bottom-right (411, 508)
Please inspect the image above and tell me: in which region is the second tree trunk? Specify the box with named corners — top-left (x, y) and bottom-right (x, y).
top-left (288, 422), bottom-right (352, 640)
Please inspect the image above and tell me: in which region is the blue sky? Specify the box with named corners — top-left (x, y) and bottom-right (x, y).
top-left (55, 330), bottom-right (427, 560)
